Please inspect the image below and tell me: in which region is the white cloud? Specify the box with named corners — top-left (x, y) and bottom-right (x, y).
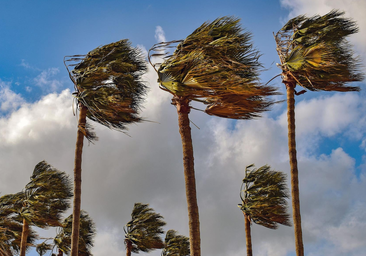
top-left (34, 67), bottom-right (63, 92)
top-left (0, 81), bottom-right (25, 112)
top-left (155, 26), bottom-right (166, 43)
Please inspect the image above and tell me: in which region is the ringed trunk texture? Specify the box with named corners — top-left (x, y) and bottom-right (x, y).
top-left (174, 97), bottom-right (201, 256)
top-left (125, 239), bottom-right (132, 256)
top-left (70, 104), bottom-right (87, 256)
top-left (19, 218), bottom-right (29, 256)
top-left (286, 82), bottom-right (304, 256)
top-left (244, 213), bottom-right (252, 256)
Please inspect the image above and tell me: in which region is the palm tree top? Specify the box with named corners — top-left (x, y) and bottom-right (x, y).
top-left (162, 230), bottom-right (190, 256)
top-left (65, 39), bottom-right (148, 134)
top-left (239, 164), bottom-right (291, 229)
top-left (124, 203), bottom-right (166, 254)
top-left (149, 16), bottom-right (279, 119)
top-left (275, 9), bottom-right (364, 91)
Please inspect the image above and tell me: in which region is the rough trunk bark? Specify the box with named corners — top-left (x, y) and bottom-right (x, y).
top-left (125, 239), bottom-right (132, 256)
top-left (286, 82), bottom-right (304, 256)
top-left (174, 96), bottom-right (201, 256)
top-left (244, 213), bottom-right (252, 256)
top-left (70, 104), bottom-right (87, 256)
top-left (19, 218), bottom-right (29, 256)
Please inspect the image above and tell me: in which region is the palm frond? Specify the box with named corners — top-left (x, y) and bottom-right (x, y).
top-left (162, 230), bottom-right (190, 256)
top-left (275, 9), bottom-right (364, 91)
top-left (149, 16), bottom-right (279, 119)
top-left (239, 164), bottom-right (291, 229)
top-left (65, 39), bottom-right (148, 137)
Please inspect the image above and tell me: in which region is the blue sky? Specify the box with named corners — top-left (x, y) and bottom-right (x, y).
top-left (1, 1), bottom-right (366, 256)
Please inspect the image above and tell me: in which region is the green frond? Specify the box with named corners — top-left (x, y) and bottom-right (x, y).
top-left (125, 203), bottom-right (166, 254)
top-left (149, 16), bottom-right (279, 119)
top-left (275, 9), bottom-right (364, 91)
top-left (162, 230), bottom-right (190, 256)
top-left (239, 164), bottom-right (291, 229)
top-left (65, 39), bottom-right (148, 135)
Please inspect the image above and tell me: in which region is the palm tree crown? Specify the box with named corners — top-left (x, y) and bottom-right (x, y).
top-left (124, 203), bottom-right (166, 255)
top-left (275, 9), bottom-right (364, 91)
top-left (65, 39), bottom-right (147, 138)
top-left (162, 230), bottom-right (190, 256)
top-left (150, 16), bottom-right (279, 119)
top-left (239, 164), bottom-right (291, 229)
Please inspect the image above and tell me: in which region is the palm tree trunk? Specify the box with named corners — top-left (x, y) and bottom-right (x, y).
top-left (173, 96), bottom-right (201, 256)
top-left (70, 104), bottom-right (87, 256)
top-left (244, 213), bottom-right (252, 256)
top-left (19, 218), bottom-right (29, 256)
top-left (286, 82), bottom-right (304, 256)
top-left (125, 239), bottom-right (132, 256)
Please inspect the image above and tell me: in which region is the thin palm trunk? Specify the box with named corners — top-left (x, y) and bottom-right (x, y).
top-left (125, 239), bottom-right (132, 256)
top-left (174, 96), bottom-right (201, 256)
top-left (286, 81), bottom-right (304, 256)
top-left (244, 213), bottom-right (252, 256)
top-left (70, 104), bottom-right (87, 256)
top-left (19, 218), bottom-right (29, 256)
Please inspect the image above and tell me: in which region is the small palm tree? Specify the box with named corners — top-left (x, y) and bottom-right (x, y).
top-left (162, 230), bottom-right (190, 256)
top-left (65, 39), bottom-right (147, 256)
top-left (0, 161), bottom-right (73, 256)
top-left (274, 10), bottom-right (364, 256)
top-left (51, 210), bottom-right (96, 256)
top-left (149, 17), bottom-right (278, 256)
top-left (124, 203), bottom-right (166, 256)
top-left (0, 195), bottom-right (37, 256)
top-left (238, 164), bottom-right (291, 256)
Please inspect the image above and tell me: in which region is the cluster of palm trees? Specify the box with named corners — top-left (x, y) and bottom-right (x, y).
top-left (0, 161), bottom-right (95, 256)
top-left (0, 9), bottom-right (363, 256)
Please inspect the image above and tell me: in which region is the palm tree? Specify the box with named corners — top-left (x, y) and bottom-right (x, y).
top-left (0, 194), bottom-right (37, 256)
top-left (149, 17), bottom-right (279, 256)
top-left (64, 39), bottom-right (147, 256)
top-left (238, 164), bottom-right (291, 256)
top-left (274, 10), bottom-right (364, 256)
top-left (51, 210), bottom-right (96, 256)
top-left (124, 203), bottom-right (166, 256)
top-left (0, 161), bottom-right (73, 256)
top-left (162, 230), bottom-right (190, 256)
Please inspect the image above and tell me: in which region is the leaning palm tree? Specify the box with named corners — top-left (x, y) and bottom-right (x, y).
top-left (274, 10), bottom-right (364, 256)
top-left (149, 17), bottom-right (279, 256)
top-left (64, 39), bottom-right (147, 256)
top-left (238, 164), bottom-right (291, 256)
top-left (124, 203), bottom-right (166, 256)
top-left (0, 194), bottom-right (37, 256)
top-left (17, 161), bottom-right (72, 256)
top-left (162, 230), bottom-right (190, 256)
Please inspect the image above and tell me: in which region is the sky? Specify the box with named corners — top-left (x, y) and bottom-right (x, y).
top-left (0, 0), bottom-right (365, 256)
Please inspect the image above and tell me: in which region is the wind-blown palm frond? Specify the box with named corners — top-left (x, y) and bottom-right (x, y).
top-left (53, 210), bottom-right (96, 256)
top-left (275, 10), bottom-right (364, 91)
top-left (149, 16), bottom-right (279, 119)
top-left (239, 164), bottom-right (291, 229)
top-left (65, 39), bottom-right (147, 137)
top-left (162, 230), bottom-right (190, 256)
top-left (124, 203), bottom-right (166, 255)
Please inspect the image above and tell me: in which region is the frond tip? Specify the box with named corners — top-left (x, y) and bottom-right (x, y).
top-left (65, 39), bottom-right (148, 133)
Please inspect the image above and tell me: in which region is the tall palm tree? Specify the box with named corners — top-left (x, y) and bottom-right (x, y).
top-left (16, 161), bottom-right (72, 256)
top-left (124, 203), bottom-right (166, 256)
top-left (274, 10), bottom-right (364, 256)
top-left (238, 164), bottom-right (291, 256)
top-left (65, 39), bottom-right (147, 256)
top-left (149, 17), bottom-right (279, 256)
top-left (162, 230), bottom-right (190, 256)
